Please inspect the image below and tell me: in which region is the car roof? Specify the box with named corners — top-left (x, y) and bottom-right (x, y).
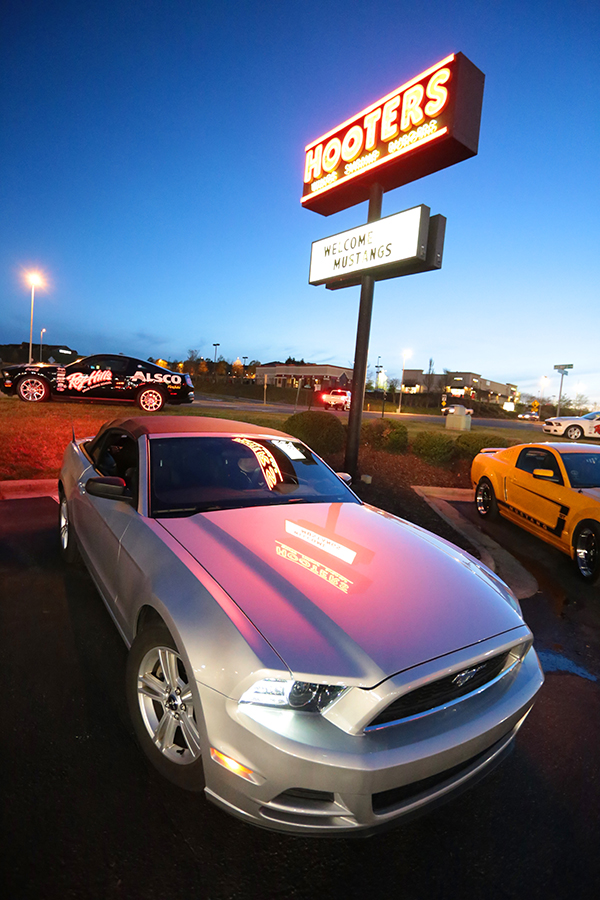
top-left (96, 415), bottom-right (294, 441)
top-left (516, 442), bottom-right (600, 455)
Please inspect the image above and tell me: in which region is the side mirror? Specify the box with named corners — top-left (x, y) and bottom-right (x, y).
top-left (86, 476), bottom-right (132, 501)
top-left (532, 468), bottom-right (556, 480)
top-left (336, 472), bottom-right (352, 485)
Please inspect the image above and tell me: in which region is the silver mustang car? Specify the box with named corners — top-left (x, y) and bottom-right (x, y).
top-left (58, 415), bottom-right (543, 835)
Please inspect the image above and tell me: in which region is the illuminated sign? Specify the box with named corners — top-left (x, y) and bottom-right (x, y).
top-left (309, 205), bottom-right (446, 289)
top-left (301, 52), bottom-right (484, 216)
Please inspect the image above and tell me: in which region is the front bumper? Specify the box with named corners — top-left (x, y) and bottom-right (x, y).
top-left (197, 645), bottom-right (543, 835)
top-left (170, 391), bottom-right (194, 405)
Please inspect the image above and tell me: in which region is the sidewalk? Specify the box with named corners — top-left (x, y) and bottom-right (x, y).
top-left (413, 486), bottom-right (538, 600)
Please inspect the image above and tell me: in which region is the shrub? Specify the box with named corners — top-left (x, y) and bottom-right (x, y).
top-left (411, 431), bottom-right (456, 464)
top-left (360, 419), bottom-right (408, 452)
top-left (453, 432), bottom-right (514, 462)
top-left (283, 411), bottom-right (346, 455)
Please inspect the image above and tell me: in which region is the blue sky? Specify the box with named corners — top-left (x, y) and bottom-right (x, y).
top-left (1, 0), bottom-right (598, 404)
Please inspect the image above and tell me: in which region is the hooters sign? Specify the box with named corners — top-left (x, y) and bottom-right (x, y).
top-left (301, 53), bottom-right (484, 216)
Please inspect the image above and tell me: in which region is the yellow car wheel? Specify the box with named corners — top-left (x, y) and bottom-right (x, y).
top-left (475, 477), bottom-right (498, 519)
top-left (574, 522), bottom-right (600, 584)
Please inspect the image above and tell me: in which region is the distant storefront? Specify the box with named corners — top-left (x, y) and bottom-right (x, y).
top-left (255, 363), bottom-right (353, 389)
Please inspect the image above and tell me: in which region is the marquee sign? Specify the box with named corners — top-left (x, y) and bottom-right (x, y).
top-left (301, 52), bottom-right (484, 216)
top-left (309, 205), bottom-right (446, 289)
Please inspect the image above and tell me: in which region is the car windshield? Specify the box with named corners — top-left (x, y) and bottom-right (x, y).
top-left (149, 436), bottom-right (359, 516)
top-left (582, 412), bottom-right (600, 420)
top-left (561, 452), bottom-right (600, 488)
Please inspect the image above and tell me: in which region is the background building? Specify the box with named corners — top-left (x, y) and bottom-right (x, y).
top-left (255, 363), bottom-right (353, 390)
top-left (400, 368), bottom-right (517, 405)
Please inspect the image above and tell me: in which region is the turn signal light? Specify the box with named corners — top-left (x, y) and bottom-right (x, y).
top-left (210, 748), bottom-right (260, 784)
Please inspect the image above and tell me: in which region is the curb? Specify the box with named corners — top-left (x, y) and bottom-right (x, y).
top-left (413, 486), bottom-right (538, 601)
top-left (0, 479), bottom-right (59, 502)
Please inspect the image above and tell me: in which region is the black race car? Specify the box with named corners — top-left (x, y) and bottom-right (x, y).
top-left (1, 354), bottom-right (194, 412)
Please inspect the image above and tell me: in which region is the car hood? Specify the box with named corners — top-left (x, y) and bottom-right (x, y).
top-left (580, 488), bottom-right (600, 501)
top-left (159, 502), bottom-right (523, 685)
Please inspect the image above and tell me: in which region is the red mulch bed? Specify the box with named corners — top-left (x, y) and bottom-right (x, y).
top-left (325, 448), bottom-right (477, 555)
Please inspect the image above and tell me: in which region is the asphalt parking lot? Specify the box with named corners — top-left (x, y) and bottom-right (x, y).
top-left (1, 493), bottom-right (599, 900)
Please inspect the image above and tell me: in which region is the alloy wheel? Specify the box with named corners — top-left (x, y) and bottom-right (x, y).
top-left (19, 378), bottom-right (47, 401)
top-left (575, 526), bottom-right (599, 580)
top-left (136, 646), bottom-right (201, 765)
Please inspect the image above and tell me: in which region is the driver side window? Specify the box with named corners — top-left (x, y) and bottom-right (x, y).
top-left (91, 432), bottom-right (139, 498)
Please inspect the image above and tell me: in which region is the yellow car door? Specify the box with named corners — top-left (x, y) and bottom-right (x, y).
top-left (505, 447), bottom-right (571, 545)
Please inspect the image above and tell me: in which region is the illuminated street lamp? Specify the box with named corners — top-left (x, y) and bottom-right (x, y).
top-left (40, 328), bottom-right (46, 362)
top-left (397, 349), bottom-right (412, 414)
top-left (26, 271), bottom-right (45, 364)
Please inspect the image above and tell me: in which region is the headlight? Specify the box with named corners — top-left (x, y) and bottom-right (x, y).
top-left (239, 678), bottom-right (347, 712)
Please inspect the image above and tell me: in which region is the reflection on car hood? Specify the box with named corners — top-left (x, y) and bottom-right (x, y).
top-left (580, 488), bottom-right (600, 501)
top-left (159, 503), bottom-right (523, 685)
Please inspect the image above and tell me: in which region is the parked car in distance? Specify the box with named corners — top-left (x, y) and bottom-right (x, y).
top-left (517, 411), bottom-right (539, 420)
top-left (321, 388), bottom-right (351, 410)
top-left (58, 414), bottom-right (543, 835)
top-left (442, 404), bottom-right (474, 416)
top-left (543, 411), bottom-right (600, 441)
top-left (1, 354), bottom-right (194, 412)
top-left (472, 441), bottom-right (600, 583)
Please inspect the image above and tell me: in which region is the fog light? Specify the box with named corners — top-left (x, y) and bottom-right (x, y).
top-left (210, 748), bottom-right (261, 784)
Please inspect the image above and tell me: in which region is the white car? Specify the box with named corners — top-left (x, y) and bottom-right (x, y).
top-left (543, 411), bottom-right (600, 441)
top-left (58, 415), bottom-right (543, 835)
top-left (442, 404), bottom-right (474, 416)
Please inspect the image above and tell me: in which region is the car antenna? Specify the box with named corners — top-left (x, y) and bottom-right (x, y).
top-left (71, 421), bottom-right (76, 443)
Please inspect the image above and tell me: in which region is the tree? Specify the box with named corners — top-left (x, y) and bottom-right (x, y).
top-left (388, 377), bottom-right (400, 404)
top-left (184, 349), bottom-right (200, 376)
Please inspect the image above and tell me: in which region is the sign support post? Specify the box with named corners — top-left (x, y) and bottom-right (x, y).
top-left (554, 364), bottom-right (573, 417)
top-left (345, 183), bottom-right (383, 476)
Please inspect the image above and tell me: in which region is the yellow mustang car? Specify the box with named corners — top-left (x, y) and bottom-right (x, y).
top-left (471, 442), bottom-right (600, 584)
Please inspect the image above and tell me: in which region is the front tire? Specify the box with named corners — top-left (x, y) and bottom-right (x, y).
top-left (17, 376), bottom-right (50, 403)
top-left (125, 625), bottom-right (205, 790)
top-left (475, 477), bottom-right (498, 519)
top-left (573, 522), bottom-right (600, 584)
top-left (565, 425), bottom-right (584, 441)
top-left (137, 387), bottom-right (165, 412)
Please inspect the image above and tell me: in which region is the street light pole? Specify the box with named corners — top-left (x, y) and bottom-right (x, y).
top-left (40, 328), bottom-right (46, 362)
top-left (26, 273), bottom-right (44, 364)
top-left (213, 343), bottom-right (220, 383)
top-left (396, 349), bottom-right (412, 414)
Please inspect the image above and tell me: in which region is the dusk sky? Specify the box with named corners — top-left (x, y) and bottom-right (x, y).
top-left (1, 1), bottom-right (598, 404)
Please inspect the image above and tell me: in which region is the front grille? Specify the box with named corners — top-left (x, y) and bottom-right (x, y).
top-left (367, 652), bottom-right (510, 729)
top-left (372, 746), bottom-right (492, 814)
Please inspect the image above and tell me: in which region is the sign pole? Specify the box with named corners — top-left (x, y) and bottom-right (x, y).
top-left (344, 183), bottom-right (383, 477)
top-left (557, 370), bottom-right (565, 417)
